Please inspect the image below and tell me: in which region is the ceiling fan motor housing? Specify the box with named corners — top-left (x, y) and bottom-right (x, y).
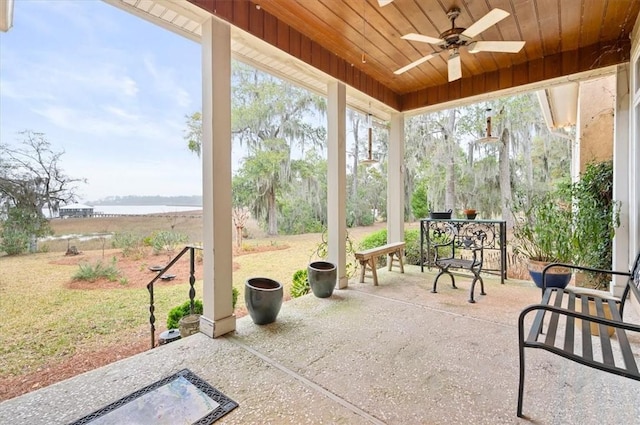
top-left (438, 8), bottom-right (471, 50)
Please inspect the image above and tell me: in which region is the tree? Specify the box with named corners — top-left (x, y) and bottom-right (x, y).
top-left (235, 138), bottom-right (291, 235)
top-left (0, 131), bottom-right (83, 254)
top-left (184, 112), bottom-right (202, 157)
top-left (0, 131), bottom-right (84, 218)
top-left (184, 62), bottom-right (327, 235)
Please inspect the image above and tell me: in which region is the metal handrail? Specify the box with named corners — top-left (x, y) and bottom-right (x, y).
top-left (147, 245), bottom-right (202, 348)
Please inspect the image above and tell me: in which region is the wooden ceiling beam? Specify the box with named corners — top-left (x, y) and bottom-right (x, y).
top-left (401, 39), bottom-right (631, 111)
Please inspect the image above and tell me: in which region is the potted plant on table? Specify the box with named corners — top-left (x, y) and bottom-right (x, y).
top-left (511, 188), bottom-right (575, 290)
top-left (463, 208), bottom-right (477, 219)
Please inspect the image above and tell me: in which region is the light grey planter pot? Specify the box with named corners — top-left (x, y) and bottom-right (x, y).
top-left (307, 261), bottom-right (337, 298)
top-left (245, 277), bottom-right (283, 325)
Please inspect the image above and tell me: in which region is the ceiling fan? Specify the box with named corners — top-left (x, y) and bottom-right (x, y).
top-left (394, 7), bottom-right (525, 82)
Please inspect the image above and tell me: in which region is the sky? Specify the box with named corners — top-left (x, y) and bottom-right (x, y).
top-left (0, 0), bottom-right (204, 202)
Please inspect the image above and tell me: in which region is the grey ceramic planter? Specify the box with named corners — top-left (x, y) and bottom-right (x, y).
top-left (245, 277), bottom-right (283, 325)
top-left (308, 261), bottom-right (337, 298)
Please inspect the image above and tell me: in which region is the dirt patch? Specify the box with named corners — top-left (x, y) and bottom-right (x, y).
top-left (0, 333), bottom-right (150, 401)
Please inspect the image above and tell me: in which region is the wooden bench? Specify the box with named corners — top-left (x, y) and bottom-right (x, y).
top-left (431, 234), bottom-right (485, 303)
top-left (354, 241), bottom-right (405, 286)
top-left (517, 251), bottom-right (640, 418)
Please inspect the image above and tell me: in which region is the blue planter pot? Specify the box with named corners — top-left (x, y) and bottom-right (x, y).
top-left (245, 277), bottom-right (283, 325)
top-left (308, 261), bottom-right (337, 298)
top-left (527, 260), bottom-right (572, 289)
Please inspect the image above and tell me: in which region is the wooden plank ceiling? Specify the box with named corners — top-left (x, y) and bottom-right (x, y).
top-left (189, 0), bottom-right (638, 113)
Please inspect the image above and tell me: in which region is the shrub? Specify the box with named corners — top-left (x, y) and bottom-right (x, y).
top-left (73, 257), bottom-right (121, 282)
top-left (358, 229), bottom-right (390, 267)
top-left (112, 232), bottom-right (144, 258)
top-left (0, 207), bottom-right (52, 255)
top-left (167, 299), bottom-right (203, 329)
top-left (0, 227), bottom-right (29, 255)
top-left (411, 181), bottom-right (429, 220)
top-left (149, 230), bottom-right (188, 256)
top-left (403, 229), bottom-right (420, 265)
top-left (166, 288), bottom-right (239, 329)
top-left (232, 286), bottom-right (239, 308)
top-left (290, 269), bottom-right (309, 298)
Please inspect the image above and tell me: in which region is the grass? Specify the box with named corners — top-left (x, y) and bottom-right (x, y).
top-left (0, 251), bottom-right (190, 377)
top-left (0, 214), bottom-right (388, 381)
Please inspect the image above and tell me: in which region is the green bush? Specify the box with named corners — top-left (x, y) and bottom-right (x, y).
top-left (290, 269), bottom-right (309, 298)
top-left (73, 257), bottom-right (121, 282)
top-left (167, 299), bottom-right (203, 329)
top-left (112, 232), bottom-right (144, 258)
top-left (0, 227), bottom-right (29, 256)
top-left (403, 229), bottom-right (421, 265)
top-left (0, 207), bottom-right (52, 255)
top-left (232, 286), bottom-right (239, 309)
top-left (411, 181), bottom-right (429, 220)
top-left (148, 230), bottom-right (188, 255)
top-left (166, 288), bottom-right (239, 329)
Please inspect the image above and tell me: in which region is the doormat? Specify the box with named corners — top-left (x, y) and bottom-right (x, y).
top-left (68, 369), bottom-right (238, 425)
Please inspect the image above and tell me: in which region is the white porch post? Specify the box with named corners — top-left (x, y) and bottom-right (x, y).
top-left (631, 17), bottom-right (640, 259)
top-left (327, 81), bottom-right (347, 289)
top-left (387, 112), bottom-right (405, 243)
top-left (199, 17), bottom-right (235, 337)
top-left (612, 64), bottom-right (631, 297)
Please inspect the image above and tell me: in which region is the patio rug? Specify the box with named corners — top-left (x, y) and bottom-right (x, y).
top-left (68, 369), bottom-right (238, 425)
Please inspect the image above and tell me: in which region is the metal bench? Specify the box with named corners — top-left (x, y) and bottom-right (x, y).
top-left (354, 241), bottom-right (405, 286)
top-left (517, 251), bottom-right (640, 418)
top-left (431, 234), bottom-right (486, 303)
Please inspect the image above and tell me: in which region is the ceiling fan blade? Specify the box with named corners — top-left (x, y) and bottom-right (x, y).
top-left (394, 54), bottom-right (437, 75)
top-left (468, 40), bottom-right (525, 53)
top-left (378, 0), bottom-right (394, 6)
top-left (401, 33), bottom-right (444, 45)
top-left (448, 53), bottom-right (462, 82)
top-left (461, 8), bottom-right (509, 38)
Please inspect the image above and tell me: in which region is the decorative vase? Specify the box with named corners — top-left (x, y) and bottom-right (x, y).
top-left (245, 277), bottom-right (283, 325)
top-left (307, 261), bottom-right (337, 298)
top-left (527, 260), bottom-right (572, 289)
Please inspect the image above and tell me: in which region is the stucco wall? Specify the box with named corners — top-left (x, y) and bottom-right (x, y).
top-left (577, 75), bottom-right (616, 172)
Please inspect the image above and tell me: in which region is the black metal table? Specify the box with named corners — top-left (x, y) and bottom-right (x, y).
top-left (420, 218), bottom-right (507, 284)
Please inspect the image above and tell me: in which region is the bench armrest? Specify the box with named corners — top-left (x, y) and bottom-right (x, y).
top-left (542, 262), bottom-right (631, 278)
top-left (518, 303), bottom-right (640, 335)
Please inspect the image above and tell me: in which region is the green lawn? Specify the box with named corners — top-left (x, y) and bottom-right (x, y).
top-left (0, 220), bottom-right (387, 380)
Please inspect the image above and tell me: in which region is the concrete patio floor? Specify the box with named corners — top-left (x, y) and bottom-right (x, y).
top-left (2, 265), bottom-right (639, 424)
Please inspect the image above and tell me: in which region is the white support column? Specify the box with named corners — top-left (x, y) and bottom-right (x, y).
top-left (327, 81), bottom-right (347, 289)
top-left (199, 17), bottom-right (235, 337)
top-left (612, 64), bottom-right (631, 297)
top-left (387, 112), bottom-right (405, 243)
top-left (631, 19), bottom-right (640, 261)
top-left (611, 64), bottom-right (632, 296)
